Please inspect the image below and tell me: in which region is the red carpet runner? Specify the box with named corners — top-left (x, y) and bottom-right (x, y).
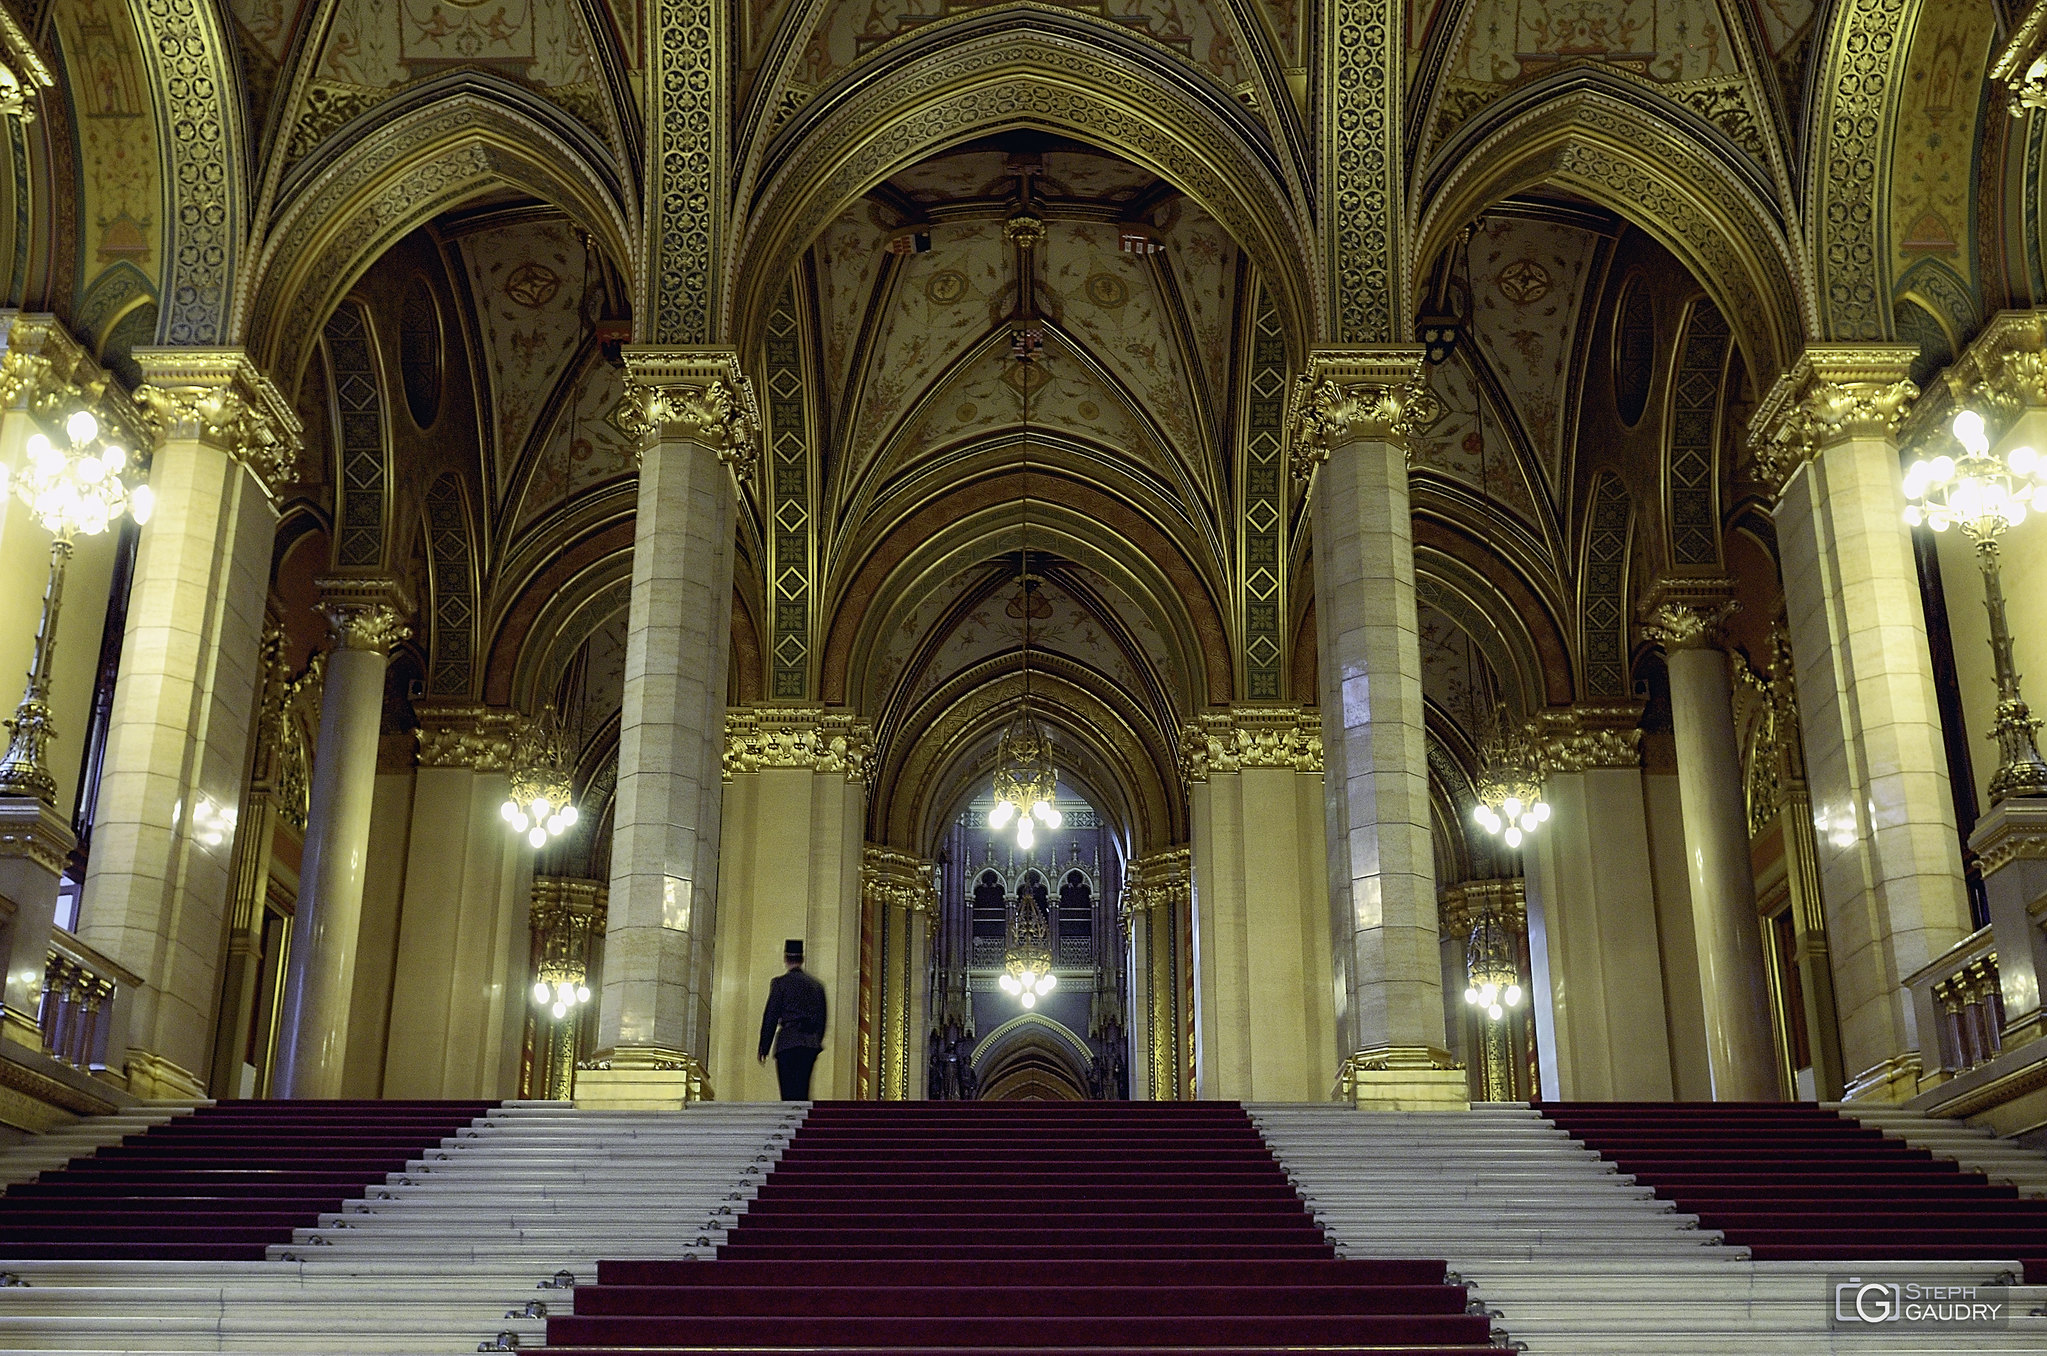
top-left (1542, 1101), bottom-right (2047, 1282)
top-left (0, 1099), bottom-right (494, 1260)
top-left (541, 1102), bottom-right (1499, 1354)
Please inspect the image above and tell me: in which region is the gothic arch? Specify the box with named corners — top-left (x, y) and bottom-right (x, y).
top-left (726, 15), bottom-right (1317, 357)
top-left (236, 79), bottom-right (635, 388)
top-left (1415, 85), bottom-right (1810, 379)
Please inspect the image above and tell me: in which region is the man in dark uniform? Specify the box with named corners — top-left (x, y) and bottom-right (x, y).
top-left (758, 939), bottom-right (827, 1100)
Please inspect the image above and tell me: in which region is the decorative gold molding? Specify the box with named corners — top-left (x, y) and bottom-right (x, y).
top-left (0, 7), bottom-right (54, 124)
top-left (619, 347), bottom-right (760, 481)
top-left (1326, 0), bottom-right (1402, 343)
top-left (0, 315), bottom-right (146, 453)
top-left (315, 576), bottom-right (412, 656)
top-left (1179, 708), bottom-right (1322, 781)
top-left (413, 704), bottom-right (521, 772)
top-left (1933, 310), bottom-right (2047, 443)
top-left (1640, 577), bottom-right (1738, 652)
top-left (724, 707), bottom-right (873, 783)
top-left (1535, 705), bottom-right (1643, 772)
top-left (861, 844), bottom-right (936, 914)
top-left (1286, 347), bottom-right (1427, 481)
top-left (1992, 1), bottom-right (2047, 113)
top-left (1122, 847), bottom-right (1192, 922)
top-left (1748, 346), bottom-right (1920, 496)
top-left (1970, 800), bottom-right (2047, 878)
top-left (1439, 877), bottom-right (1526, 942)
top-left (0, 796), bottom-right (75, 876)
top-left (647, 0), bottom-right (722, 345)
top-left (131, 350), bottom-right (303, 498)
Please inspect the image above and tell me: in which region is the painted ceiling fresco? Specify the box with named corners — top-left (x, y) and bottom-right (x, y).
top-left (456, 218), bottom-right (593, 493)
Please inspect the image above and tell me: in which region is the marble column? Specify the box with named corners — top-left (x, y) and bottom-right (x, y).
top-left (79, 352), bottom-right (299, 1098)
top-left (271, 579), bottom-right (408, 1098)
top-left (1524, 709), bottom-right (1678, 1100)
top-left (1753, 349), bottom-right (1972, 1100)
top-left (859, 844), bottom-right (935, 1101)
top-left (1124, 848), bottom-right (1192, 1100)
top-left (1644, 583), bottom-right (1780, 1100)
top-left (1292, 349), bottom-right (1460, 1107)
top-left (582, 350), bottom-right (754, 1110)
top-left (1182, 708), bottom-right (1336, 1101)
top-left (708, 708), bottom-right (868, 1101)
top-left (383, 704), bottom-right (530, 1099)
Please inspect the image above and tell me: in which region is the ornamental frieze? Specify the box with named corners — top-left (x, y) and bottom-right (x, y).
top-left (1179, 708), bottom-right (1322, 782)
top-left (724, 708), bottom-right (873, 783)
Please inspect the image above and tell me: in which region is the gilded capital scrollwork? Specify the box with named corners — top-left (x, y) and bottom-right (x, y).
top-left (1640, 577), bottom-right (1738, 652)
top-left (1122, 847), bottom-right (1191, 923)
top-left (316, 577), bottom-right (412, 656)
top-left (861, 844), bottom-right (936, 915)
top-left (1935, 310), bottom-right (2047, 436)
top-left (1749, 347), bottom-right (1919, 497)
top-left (0, 8), bottom-right (54, 124)
top-left (724, 707), bottom-right (873, 783)
top-left (1534, 705), bottom-right (1642, 772)
top-left (0, 315), bottom-right (146, 452)
top-left (1286, 348), bottom-right (1428, 482)
top-left (1992, 4), bottom-right (2047, 114)
top-left (1179, 708), bottom-right (1322, 782)
top-left (619, 347), bottom-right (760, 481)
top-left (414, 704), bottom-right (521, 772)
top-left (1439, 878), bottom-right (1526, 943)
top-left (132, 350), bottom-right (304, 498)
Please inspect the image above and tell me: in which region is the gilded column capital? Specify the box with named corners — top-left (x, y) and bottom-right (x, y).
top-left (1749, 347), bottom-right (1919, 497)
top-left (1935, 310), bottom-right (2047, 436)
top-left (1640, 576), bottom-right (1738, 652)
top-left (861, 844), bottom-right (936, 913)
top-left (1179, 707), bottom-right (1322, 782)
top-left (619, 346), bottom-right (760, 482)
top-left (1122, 847), bottom-right (1191, 922)
top-left (316, 576), bottom-right (412, 655)
top-left (413, 703), bottom-right (521, 771)
top-left (1438, 878), bottom-right (1526, 942)
top-left (0, 314), bottom-right (146, 452)
top-left (0, 9), bottom-right (54, 123)
top-left (1286, 347), bottom-right (1428, 482)
top-left (131, 349), bottom-right (303, 498)
top-left (723, 707), bottom-right (873, 783)
top-left (1992, 5), bottom-right (2047, 114)
top-left (1535, 704), bottom-right (1643, 772)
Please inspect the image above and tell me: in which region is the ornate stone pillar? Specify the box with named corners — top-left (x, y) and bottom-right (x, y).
top-left (272, 579), bottom-right (408, 1098)
top-left (1643, 580), bottom-right (1779, 1100)
top-left (384, 704), bottom-right (529, 1099)
top-left (1123, 848), bottom-right (1192, 1100)
top-left (707, 707), bottom-right (868, 1101)
top-left (527, 877), bottom-right (607, 1101)
top-left (1181, 707), bottom-right (1336, 1101)
top-left (859, 845), bottom-right (934, 1101)
top-left (583, 350), bottom-right (754, 1110)
top-left (1523, 707), bottom-right (1678, 1100)
top-left (1753, 350), bottom-right (1972, 1100)
top-left (79, 352), bottom-right (299, 1098)
top-left (1291, 349), bottom-right (1459, 1108)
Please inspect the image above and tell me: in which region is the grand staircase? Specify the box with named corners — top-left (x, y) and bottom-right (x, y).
top-left (538, 1101), bottom-right (1498, 1353)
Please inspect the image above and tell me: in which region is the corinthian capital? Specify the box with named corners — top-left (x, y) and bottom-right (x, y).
top-left (1534, 705), bottom-right (1642, 772)
top-left (1937, 310), bottom-right (2047, 432)
top-left (724, 707), bottom-right (873, 783)
top-left (0, 9), bottom-right (53, 124)
top-left (132, 349), bottom-right (304, 498)
top-left (414, 703), bottom-right (521, 771)
top-left (620, 347), bottom-right (760, 481)
top-left (1640, 577), bottom-right (1738, 652)
top-left (1179, 707), bottom-right (1322, 781)
top-left (1749, 347), bottom-right (1919, 497)
top-left (1286, 347), bottom-right (1428, 482)
top-left (0, 314), bottom-right (145, 451)
top-left (316, 576), bottom-right (412, 655)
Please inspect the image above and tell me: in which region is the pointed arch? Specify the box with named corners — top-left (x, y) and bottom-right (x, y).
top-left (237, 77), bottom-right (635, 389)
top-left (1416, 85), bottom-right (1810, 379)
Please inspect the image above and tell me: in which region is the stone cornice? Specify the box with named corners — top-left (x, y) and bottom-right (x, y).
top-left (1968, 798), bottom-right (2047, 877)
top-left (1123, 847), bottom-right (1191, 917)
top-left (316, 576), bottom-right (412, 655)
top-left (1179, 707), bottom-right (1322, 781)
top-left (1917, 311), bottom-right (2047, 457)
top-left (1286, 346), bottom-right (1427, 483)
top-left (724, 707), bottom-right (873, 783)
top-left (1640, 576), bottom-right (1738, 652)
top-left (861, 844), bottom-right (936, 913)
top-left (0, 314), bottom-right (146, 455)
top-left (0, 795), bottom-right (76, 876)
top-left (1535, 704), bottom-right (1643, 771)
top-left (1748, 346), bottom-right (1919, 498)
top-left (619, 346), bottom-right (760, 481)
top-left (413, 703), bottom-right (521, 771)
top-left (131, 349), bottom-right (303, 498)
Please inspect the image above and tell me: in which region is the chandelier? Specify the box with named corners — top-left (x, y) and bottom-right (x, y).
top-left (1472, 708), bottom-right (1549, 848)
top-left (989, 706), bottom-right (1060, 849)
top-left (1463, 910), bottom-right (1523, 1021)
top-left (501, 705), bottom-right (578, 847)
top-left (998, 884), bottom-right (1057, 1007)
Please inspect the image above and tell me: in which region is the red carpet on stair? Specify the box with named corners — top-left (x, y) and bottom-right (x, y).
top-left (539, 1102), bottom-right (1497, 1355)
top-left (0, 1099), bottom-right (495, 1260)
top-left (1540, 1101), bottom-right (2047, 1284)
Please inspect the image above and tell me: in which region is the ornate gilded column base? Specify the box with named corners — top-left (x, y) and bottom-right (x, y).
top-left (574, 1048), bottom-right (711, 1109)
top-left (1336, 1045), bottom-right (1468, 1110)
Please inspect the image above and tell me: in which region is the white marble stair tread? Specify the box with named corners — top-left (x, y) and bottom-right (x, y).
top-left (1828, 1103), bottom-right (2047, 1198)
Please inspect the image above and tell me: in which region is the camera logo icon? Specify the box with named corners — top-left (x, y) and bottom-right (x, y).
top-left (1836, 1278), bottom-right (1903, 1323)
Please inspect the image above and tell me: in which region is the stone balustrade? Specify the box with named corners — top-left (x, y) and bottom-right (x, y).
top-left (37, 928), bottom-right (139, 1072)
top-left (1905, 926), bottom-right (2004, 1080)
